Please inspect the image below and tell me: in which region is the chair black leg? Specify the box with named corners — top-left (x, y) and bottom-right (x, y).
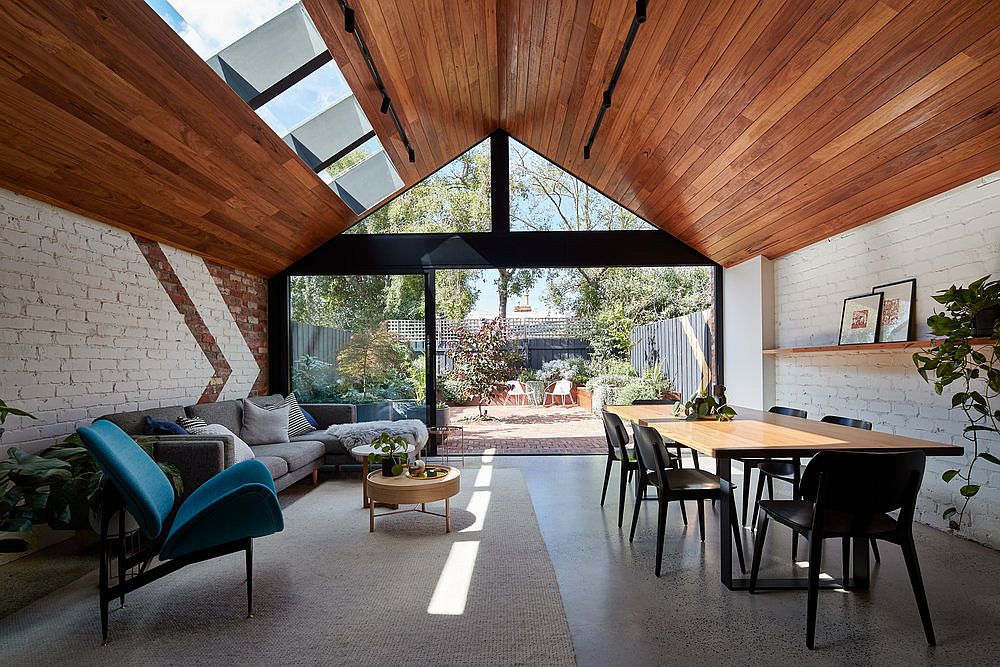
top-left (792, 532), bottom-right (799, 562)
top-left (767, 476), bottom-right (774, 500)
top-left (841, 537), bottom-right (851, 589)
top-left (98, 519), bottom-right (110, 645)
top-left (870, 537), bottom-right (881, 563)
top-left (807, 536), bottom-right (823, 649)
top-left (246, 540), bottom-right (254, 619)
top-left (629, 485), bottom-right (644, 542)
top-left (729, 497), bottom-right (746, 573)
top-left (655, 497), bottom-right (669, 577)
top-left (749, 516), bottom-right (769, 593)
top-left (742, 463), bottom-right (752, 526)
top-left (899, 533), bottom-right (935, 646)
top-left (600, 457), bottom-right (613, 507)
top-left (751, 471), bottom-right (766, 528)
top-left (617, 464), bottom-right (628, 528)
top-left (696, 499), bottom-right (706, 542)
top-left (691, 451), bottom-right (700, 470)
top-left (679, 500), bottom-right (688, 526)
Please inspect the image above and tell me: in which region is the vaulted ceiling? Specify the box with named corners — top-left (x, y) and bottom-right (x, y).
top-left (2, 0), bottom-right (999, 276)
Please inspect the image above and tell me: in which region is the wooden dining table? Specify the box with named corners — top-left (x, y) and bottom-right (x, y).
top-left (606, 404), bottom-right (964, 591)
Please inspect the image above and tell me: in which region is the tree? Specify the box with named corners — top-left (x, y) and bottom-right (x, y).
top-left (495, 267), bottom-right (540, 318)
top-left (448, 318), bottom-right (515, 417)
top-left (336, 323), bottom-right (409, 395)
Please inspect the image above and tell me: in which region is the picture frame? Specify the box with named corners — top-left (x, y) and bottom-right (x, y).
top-left (872, 278), bottom-right (916, 343)
top-left (839, 292), bottom-right (883, 345)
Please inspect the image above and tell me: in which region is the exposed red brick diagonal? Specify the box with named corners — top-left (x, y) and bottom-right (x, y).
top-left (132, 234), bottom-right (231, 403)
top-left (206, 263), bottom-right (269, 396)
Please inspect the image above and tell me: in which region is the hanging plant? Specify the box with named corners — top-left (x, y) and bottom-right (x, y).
top-left (912, 275), bottom-right (1000, 531)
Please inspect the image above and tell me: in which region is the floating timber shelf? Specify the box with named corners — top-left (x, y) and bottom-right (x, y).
top-left (762, 338), bottom-right (992, 355)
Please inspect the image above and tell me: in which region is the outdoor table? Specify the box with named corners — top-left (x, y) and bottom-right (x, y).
top-left (607, 404), bottom-right (964, 592)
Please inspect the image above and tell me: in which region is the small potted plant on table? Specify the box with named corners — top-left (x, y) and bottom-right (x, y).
top-left (368, 432), bottom-right (410, 477)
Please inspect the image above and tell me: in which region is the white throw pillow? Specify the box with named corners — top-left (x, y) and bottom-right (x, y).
top-left (184, 422), bottom-right (255, 464)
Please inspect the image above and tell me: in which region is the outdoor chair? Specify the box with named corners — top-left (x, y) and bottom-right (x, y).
top-left (77, 420), bottom-right (284, 643)
top-left (749, 450), bottom-right (934, 649)
top-left (543, 379), bottom-right (575, 406)
top-left (503, 380), bottom-right (529, 406)
top-left (600, 410), bottom-right (685, 529)
top-left (629, 422), bottom-right (745, 577)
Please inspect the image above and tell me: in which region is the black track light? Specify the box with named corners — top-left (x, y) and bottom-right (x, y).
top-left (583, 144), bottom-right (591, 160)
top-left (344, 7), bottom-right (355, 33)
top-left (636, 1), bottom-right (647, 24)
top-left (407, 146), bottom-right (415, 163)
top-left (603, 90), bottom-right (612, 109)
top-left (380, 94), bottom-right (391, 114)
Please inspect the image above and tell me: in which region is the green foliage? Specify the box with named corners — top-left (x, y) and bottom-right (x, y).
top-left (291, 355), bottom-right (335, 403)
top-left (407, 356), bottom-right (427, 403)
top-left (0, 434), bottom-right (182, 540)
top-left (586, 357), bottom-right (636, 379)
top-left (589, 309), bottom-right (635, 362)
top-left (367, 432), bottom-right (410, 477)
top-left (912, 275), bottom-right (1000, 532)
top-left (518, 368), bottom-right (539, 382)
top-left (674, 390), bottom-right (736, 422)
top-left (448, 318), bottom-right (517, 416)
top-left (336, 324), bottom-right (411, 395)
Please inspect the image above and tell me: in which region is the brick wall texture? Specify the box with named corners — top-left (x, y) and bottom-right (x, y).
top-left (773, 171), bottom-right (1000, 547)
top-left (0, 187), bottom-right (268, 451)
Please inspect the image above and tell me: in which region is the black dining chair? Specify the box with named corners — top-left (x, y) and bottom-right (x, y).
top-left (629, 422), bottom-right (745, 577)
top-left (749, 450), bottom-right (934, 649)
top-left (630, 399), bottom-right (698, 469)
top-left (601, 411), bottom-right (682, 528)
top-left (738, 406), bottom-right (808, 526)
top-left (752, 413), bottom-right (878, 562)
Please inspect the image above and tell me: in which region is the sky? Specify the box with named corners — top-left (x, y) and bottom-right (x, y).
top-left (466, 270), bottom-right (569, 319)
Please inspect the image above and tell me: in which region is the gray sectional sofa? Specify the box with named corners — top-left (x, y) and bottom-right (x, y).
top-left (98, 395), bottom-right (357, 494)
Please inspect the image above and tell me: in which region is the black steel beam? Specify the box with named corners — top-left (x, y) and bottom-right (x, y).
top-left (490, 131), bottom-right (510, 233)
top-left (247, 51), bottom-right (333, 110)
top-left (267, 273), bottom-right (291, 394)
top-left (286, 229), bottom-right (715, 275)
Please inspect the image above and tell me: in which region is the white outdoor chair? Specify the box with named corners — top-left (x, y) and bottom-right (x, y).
top-left (504, 380), bottom-right (528, 406)
top-left (543, 379), bottom-right (575, 406)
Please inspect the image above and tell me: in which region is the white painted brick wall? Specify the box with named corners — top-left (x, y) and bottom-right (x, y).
top-left (773, 170), bottom-right (1000, 547)
top-left (0, 188), bottom-right (259, 451)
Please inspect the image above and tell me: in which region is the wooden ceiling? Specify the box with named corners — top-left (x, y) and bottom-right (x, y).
top-left (2, 1), bottom-right (1000, 273)
top-left (0, 1), bottom-right (357, 276)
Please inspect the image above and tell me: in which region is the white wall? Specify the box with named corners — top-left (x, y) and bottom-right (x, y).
top-left (772, 170), bottom-right (1000, 547)
top-left (0, 188), bottom-right (265, 452)
top-left (723, 255), bottom-right (775, 410)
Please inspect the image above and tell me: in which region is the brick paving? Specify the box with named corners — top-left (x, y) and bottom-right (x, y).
top-left (435, 404), bottom-right (606, 456)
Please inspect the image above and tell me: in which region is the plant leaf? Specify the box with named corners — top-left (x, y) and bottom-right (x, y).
top-left (942, 469), bottom-right (960, 483)
top-left (980, 452), bottom-right (1000, 466)
top-left (943, 507), bottom-right (957, 520)
top-left (960, 484), bottom-right (980, 497)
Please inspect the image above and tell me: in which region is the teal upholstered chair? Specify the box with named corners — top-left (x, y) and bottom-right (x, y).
top-left (77, 420), bottom-right (284, 643)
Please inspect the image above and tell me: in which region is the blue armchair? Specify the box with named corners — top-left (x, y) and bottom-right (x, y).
top-left (77, 420), bottom-right (284, 643)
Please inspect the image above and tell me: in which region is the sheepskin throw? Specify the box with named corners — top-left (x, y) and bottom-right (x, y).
top-left (326, 419), bottom-right (429, 451)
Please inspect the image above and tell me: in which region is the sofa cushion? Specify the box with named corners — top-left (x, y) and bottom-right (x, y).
top-left (98, 406), bottom-right (187, 436)
top-left (143, 416), bottom-right (188, 435)
top-left (250, 441), bottom-right (325, 472)
top-left (242, 399), bottom-right (290, 445)
top-left (246, 394), bottom-right (285, 408)
top-left (186, 400), bottom-right (242, 437)
top-left (290, 430), bottom-right (349, 457)
top-left (255, 455), bottom-right (289, 479)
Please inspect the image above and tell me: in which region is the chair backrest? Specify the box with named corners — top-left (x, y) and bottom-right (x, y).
top-left (821, 415), bottom-right (873, 430)
top-left (769, 405), bottom-right (807, 419)
top-left (553, 379), bottom-right (572, 394)
top-left (630, 422), bottom-right (671, 489)
top-left (506, 380), bottom-right (524, 393)
top-left (601, 410), bottom-right (630, 461)
top-left (800, 450), bottom-right (925, 520)
top-left (77, 420), bottom-right (176, 540)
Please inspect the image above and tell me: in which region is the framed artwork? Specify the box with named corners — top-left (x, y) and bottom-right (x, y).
top-left (872, 278), bottom-right (916, 343)
top-left (839, 293), bottom-right (883, 345)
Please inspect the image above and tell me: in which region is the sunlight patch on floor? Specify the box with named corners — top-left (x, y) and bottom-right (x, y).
top-left (427, 541), bottom-right (480, 615)
top-left (481, 447), bottom-right (496, 464)
top-left (461, 490), bottom-right (491, 533)
top-left (474, 465), bottom-right (493, 488)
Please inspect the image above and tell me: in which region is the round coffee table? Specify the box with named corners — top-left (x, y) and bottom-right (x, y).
top-left (350, 443), bottom-right (416, 509)
top-left (366, 467), bottom-right (461, 533)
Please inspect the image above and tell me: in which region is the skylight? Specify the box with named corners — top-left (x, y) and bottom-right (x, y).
top-left (146, 0), bottom-right (403, 213)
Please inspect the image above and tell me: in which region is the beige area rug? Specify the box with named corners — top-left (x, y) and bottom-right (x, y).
top-left (0, 467), bottom-right (575, 666)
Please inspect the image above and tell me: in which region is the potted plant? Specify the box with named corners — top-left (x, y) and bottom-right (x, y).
top-left (368, 432), bottom-right (410, 477)
top-left (912, 275), bottom-right (999, 531)
top-left (435, 401), bottom-right (450, 426)
top-left (673, 385), bottom-right (737, 421)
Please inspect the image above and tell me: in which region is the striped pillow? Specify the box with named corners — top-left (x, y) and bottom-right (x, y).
top-left (265, 393), bottom-right (313, 437)
top-left (176, 416), bottom-right (208, 432)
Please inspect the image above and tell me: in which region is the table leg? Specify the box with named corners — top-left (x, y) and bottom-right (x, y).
top-left (369, 502), bottom-right (374, 533)
top-left (445, 497), bottom-right (451, 533)
top-left (718, 456), bottom-right (734, 590)
top-left (852, 535), bottom-right (870, 590)
top-left (361, 458), bottom-right (370, 509)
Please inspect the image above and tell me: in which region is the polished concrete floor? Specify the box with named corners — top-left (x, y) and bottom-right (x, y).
top-left (491, 454), bottom-right (1000, 666)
